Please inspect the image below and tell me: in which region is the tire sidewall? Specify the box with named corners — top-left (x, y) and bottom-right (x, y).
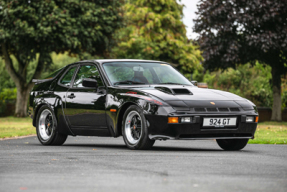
top-left (122, 105), bottom-right (149, 149)
top-left (36, 105), bottom-right (57, 145)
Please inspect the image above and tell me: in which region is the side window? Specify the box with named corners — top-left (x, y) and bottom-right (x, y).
top-left (73, 65), bottom-right (104, 88)
top-left (59, 66), bottom-right (78, 87)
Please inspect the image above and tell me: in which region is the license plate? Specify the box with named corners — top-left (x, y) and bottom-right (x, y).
top-left (203, 117), bottom-right (237, 127)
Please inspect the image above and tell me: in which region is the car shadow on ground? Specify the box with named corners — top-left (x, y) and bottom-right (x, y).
top-left (59, 143), bottom-right (224, 152)
top-left (29, 142), bottom-right (257, 152)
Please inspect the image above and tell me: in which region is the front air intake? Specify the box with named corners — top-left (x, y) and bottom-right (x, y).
top-left (218, 108), bottom-right (229, 112)
top-left (195, 108), bottom-right (206, 112)
top-left (206, 108), bottom-right (218, 112)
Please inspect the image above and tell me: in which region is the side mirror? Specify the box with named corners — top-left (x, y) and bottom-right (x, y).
top-left (191, 81), bottom-right (198, 86)
top-left (82, 78), bottom-right (98, 88)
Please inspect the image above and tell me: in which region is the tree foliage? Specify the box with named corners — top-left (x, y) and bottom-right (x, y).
top-left (0, 0), bottom-right (122, 116)
top-left (112, 0), bottom-right (203, 72)
top-left (194, 0), bottom-right (287, 121)
top-left (203, 63), bottom-right (274, 107)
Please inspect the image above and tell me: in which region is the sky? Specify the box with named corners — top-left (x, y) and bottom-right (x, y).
top-left (177, 0), bottom-right (200, 39)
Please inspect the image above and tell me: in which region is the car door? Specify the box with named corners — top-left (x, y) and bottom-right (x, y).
top-left (64, 63), bottom-right (107, 129)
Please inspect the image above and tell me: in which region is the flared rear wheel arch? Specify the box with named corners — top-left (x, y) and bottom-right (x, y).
top-left (33, 104), bottom-right (48, 127)
top-left (36, 105), bottom-right (67, 145)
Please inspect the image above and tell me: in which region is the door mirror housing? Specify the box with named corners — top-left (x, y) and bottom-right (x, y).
top-left (191, 81), bottom-right (198, 86)
top-left (82, 78), bottom-right (98, 88)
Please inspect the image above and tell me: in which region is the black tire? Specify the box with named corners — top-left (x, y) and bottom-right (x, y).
top-left (122, 105), bottom-right (155, 150)
top-left (36, 105), bottom-right (67, 145)
top-left (216, 139), bottom-right (249, 151)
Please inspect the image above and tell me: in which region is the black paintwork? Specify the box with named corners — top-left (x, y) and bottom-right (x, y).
top-left (28, 59), bottom-right (258, 140)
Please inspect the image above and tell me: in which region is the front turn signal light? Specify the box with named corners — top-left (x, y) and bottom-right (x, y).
top-left (255, 116), bottom-right (259, 123)
top-left (168, 117), bottom-right (179, 124)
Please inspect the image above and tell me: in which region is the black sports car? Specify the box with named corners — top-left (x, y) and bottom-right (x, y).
top-left (28, 59), bottom-right (258, 150)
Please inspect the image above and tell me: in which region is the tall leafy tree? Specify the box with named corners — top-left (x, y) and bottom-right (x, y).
top-left (112, 0), bottom-right (203, 72)
top-left (0, 0), bottom-right (122, 117)
top-left (194, 0), bottom-right (287, 121)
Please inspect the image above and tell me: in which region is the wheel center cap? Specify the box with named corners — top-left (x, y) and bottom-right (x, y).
top-left (133, 125), bottom-right (136, 129)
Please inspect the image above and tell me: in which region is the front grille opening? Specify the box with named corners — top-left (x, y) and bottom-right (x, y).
top-left (230, 108), bottom-right (240, 111)
top-left (179, 133), bottom-right (252, 138)
top-left (206, 108), bottom-right (218, 112)
top-left (172, 88), bottom-right (192, 95)
top-left (218, 108), bottom-right (229, 112)
top-left (195, 108), bottom-right (206, 112)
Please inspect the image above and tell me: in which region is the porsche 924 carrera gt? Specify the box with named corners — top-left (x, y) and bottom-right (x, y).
top-left (28, 59), bottom-right (258, 150)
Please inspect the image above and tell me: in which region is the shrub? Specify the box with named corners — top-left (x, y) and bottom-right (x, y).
top-left (0, 88), bottom-right (17, 100)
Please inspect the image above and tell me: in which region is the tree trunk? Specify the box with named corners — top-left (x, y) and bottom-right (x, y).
top-left (15, 85), bottom-right (32, 117)
top-left (2, 43), bottom-right (47, 117)
top-left (271, 67), bottom-right (282, 121)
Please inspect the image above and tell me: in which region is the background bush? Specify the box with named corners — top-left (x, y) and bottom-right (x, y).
top-left (193, 62), bottom-right (287, 108)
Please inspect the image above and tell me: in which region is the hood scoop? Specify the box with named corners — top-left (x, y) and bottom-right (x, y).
top-left (155, 87), bottom-right (193, 95)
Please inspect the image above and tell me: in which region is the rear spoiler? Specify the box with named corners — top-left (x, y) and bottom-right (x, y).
top-left (32, 78), bottom-right (53, 84)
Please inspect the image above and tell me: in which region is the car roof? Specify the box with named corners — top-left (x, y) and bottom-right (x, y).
top-left (76, 59), bottom-right (167, 64)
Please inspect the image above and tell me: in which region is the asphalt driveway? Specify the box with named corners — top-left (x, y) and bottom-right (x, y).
top-left (0, 136), bottom-right (286, 192)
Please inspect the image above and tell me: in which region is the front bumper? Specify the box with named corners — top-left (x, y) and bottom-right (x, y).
top-left (145, 113), bottom-right (258, 140)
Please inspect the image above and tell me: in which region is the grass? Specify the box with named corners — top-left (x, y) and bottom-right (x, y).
top-left (0, 116), bottom-right (35, 139)
top-left (0, 117), bottom-right (286, 144)
top-left (249, 121), bottom-right (287, 145)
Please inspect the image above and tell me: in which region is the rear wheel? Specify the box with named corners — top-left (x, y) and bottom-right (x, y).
top-left (216, 139), bottom-right (249, 151)
top-left (122, 105), bottom-right (155, 150)
top-left (36, 105), bottom-right (67, 145)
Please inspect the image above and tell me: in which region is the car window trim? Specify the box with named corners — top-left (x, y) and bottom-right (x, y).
top-left (57, 64), bottom-right (80, 88)
top-left (94, 61), bottom-right (111, 87)
top-left (69, 62), bottom-right (107, 90)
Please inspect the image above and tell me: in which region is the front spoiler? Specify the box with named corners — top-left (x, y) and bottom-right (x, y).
top-left (149, 134), bottom-right (253, 140)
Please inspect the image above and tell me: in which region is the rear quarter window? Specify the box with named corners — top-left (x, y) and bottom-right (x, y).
top-left (44, 67), bottom-right (65, 79)
top-left (59, 66), bottom-right (78, 87)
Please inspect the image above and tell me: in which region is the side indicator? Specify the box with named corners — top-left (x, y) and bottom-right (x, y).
top-left (255, 116), bottom-right (259, 123)
top-left (168, 117), bottom-right (179, 124)
top-left (110, 109), bottom-right (117, 112)
top-left (126, 91), bottom-right (137, 94)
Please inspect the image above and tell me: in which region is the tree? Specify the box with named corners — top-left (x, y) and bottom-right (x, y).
top-left (194, 0), bottom-right (287, 121)
top-left (0, 0), bottom-right (122, 117)
top-left (112, 0), bottom-right (203, 72)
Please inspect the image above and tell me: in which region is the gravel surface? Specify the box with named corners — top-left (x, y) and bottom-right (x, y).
top-left (0, 136), bottom-right (286, 192)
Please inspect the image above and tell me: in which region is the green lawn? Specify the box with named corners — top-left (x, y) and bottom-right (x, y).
top-left (249, 121), bottom-right (287, 144)
top-left (0, 117), bottom-right (286, 144)
top-left (0, 116), bottom-right (35, 139)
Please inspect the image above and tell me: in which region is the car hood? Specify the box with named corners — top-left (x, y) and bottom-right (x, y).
top-left (130, 85), bottom-right (252, 109)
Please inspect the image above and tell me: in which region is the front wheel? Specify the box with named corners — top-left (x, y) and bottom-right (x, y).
top-left (36, 105), bottom-right (67, 145)
top-left (122, 105), bottom-right (155, 150)
top-left (216, 139), bottom-right (249, 151)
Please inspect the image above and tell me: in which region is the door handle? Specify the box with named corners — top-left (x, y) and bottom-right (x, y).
top-left (67, 93), bottom-right (76, 99)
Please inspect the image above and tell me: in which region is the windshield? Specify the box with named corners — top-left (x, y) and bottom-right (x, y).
top-left (102, 62), bottom-right (193, 86)
top-left (43, 67), bottom-right (65, 79)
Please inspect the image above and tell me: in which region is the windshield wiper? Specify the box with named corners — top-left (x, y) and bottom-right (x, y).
top-left (114, 80), bottom-right (146, 85)
top-left (158, 82), bottom-right (185, 85)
